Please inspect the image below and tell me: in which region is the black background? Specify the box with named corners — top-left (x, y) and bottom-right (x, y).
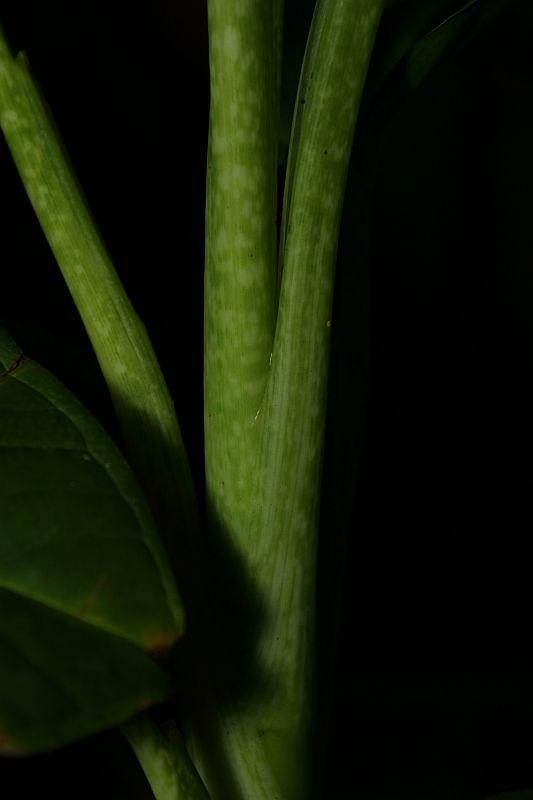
top-left (1, 1), bottom-right (533, 797)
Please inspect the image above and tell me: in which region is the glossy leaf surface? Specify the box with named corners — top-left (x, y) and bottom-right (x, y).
top-left (0, 326), bottom-right (183, 754)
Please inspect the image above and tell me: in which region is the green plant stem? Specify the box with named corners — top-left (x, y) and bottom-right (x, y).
top-left (203, 1), bottom-right (383, 799)
top-left (123, 715), bottom-right (211, 800)
top-left (0, 27), bottom-right (201, 594)
top-left (0, 30), bottom-right (211, 793)
top-left (252, 1), bottom-right (384, 793)
top-left (204, 0), bottom-right (281, 537)
top-left (202, 1), bottom-right (285, 797)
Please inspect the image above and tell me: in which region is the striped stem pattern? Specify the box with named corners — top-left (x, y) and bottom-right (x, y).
top-left (2, 1), bottom-right (384, 796)
top-left (0, 30), bottom-right (205, 800)
top-left (123, 715), bottom-right (211, 800)
top-left (204, 0), bottom-right (280, 539)
top-left (0, 29), bottom-right (201, 590)
top-left (204, 1), bottom-right (383, 798)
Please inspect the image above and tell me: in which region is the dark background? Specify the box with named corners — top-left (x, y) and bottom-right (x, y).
top-left (1, 1), bottom-right (533, 797)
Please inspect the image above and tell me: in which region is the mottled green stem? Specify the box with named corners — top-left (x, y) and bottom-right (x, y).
top-left (123, 715), bottom-right (211, 800)
top-left (0, 28), bottom-right (200, 588)
top-left (204, 2), bottom-right (383, 799)
top-left (202, 1), bottom-right (283, 797)
top-left (0, 31), bottom-right (211, 794)
top-left (252, 0), bottom-right (383, 792)
top-left (204, 0), bottom-right (280, 538)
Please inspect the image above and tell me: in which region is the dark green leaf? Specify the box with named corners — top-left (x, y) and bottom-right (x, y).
top-left (0, 326), bottom-right (184, 754)
top-left (370, 0), bottom-right (472, 91)
top-left (368, 0), bottom-right (517, 98)
top-left (369, 0), bottom-right (465, 86)
top-left (403, 0), bottom-right (516, 91)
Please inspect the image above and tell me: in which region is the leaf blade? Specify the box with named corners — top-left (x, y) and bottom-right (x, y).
top-left (0, 326), bottom-right (183, 753)
top-left (0, 588), bottom-right (173, 755)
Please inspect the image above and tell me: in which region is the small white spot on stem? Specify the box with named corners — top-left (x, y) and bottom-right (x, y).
top-left (224, 26), bottom-right (240, 59)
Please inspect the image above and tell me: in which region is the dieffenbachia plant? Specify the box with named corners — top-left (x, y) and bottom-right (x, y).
top-left (0, 1), bottom-right (518, 798)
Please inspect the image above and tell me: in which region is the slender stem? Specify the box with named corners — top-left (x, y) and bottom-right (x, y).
top-left (204, 0), bottom-right (280, 540)
top-left (250, 3), bottom-right (384, 795)
top-left (203, 2), bottom-right (383, 799)
top-left (123, 715), bottom-right (211, 800)
top-left (201, 2), bottom-right (286, 798)
top-left (0, 27), bottom-right (201, 597)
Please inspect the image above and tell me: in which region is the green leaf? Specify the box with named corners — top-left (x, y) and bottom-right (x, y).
top-left (368, 0), bottom-right (516, 98)
top-left (0, 326), bottom-right (184, 754)
top-left (403, 0), bottom-right (515, 91)
top-left (370, 0), bottom-right (468, 90)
